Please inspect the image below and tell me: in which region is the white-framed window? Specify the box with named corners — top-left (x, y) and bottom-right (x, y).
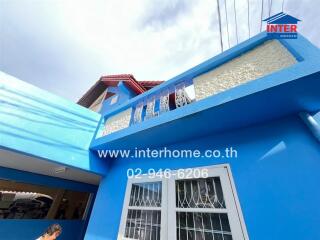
top-left (118, 164), bottom-right (248, 240)
top-left (118, 176), bottom-right (167, 240)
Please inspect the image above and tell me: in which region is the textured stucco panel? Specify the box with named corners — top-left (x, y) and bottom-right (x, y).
top-left (103, 108), bottom-right (132, 135)
top-left (193, 40), bottom-right (297, 100)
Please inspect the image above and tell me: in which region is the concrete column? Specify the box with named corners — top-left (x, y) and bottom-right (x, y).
top-left (46, 189), bottom-right (65, 219)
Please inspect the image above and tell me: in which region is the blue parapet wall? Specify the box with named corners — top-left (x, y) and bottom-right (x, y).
top-left (0, 71), bottom-right (108, 175)
top-left (91, 32), bottom-right (320, 151)
top-left (95, 32), bottom-right (320, 123)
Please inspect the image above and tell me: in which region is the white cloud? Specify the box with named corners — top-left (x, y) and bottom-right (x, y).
top-left (0, 0), bottom-right (319, 101)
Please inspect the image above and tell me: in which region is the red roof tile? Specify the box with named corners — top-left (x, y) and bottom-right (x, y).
top-left (77, 74), bottom-right (163, 107)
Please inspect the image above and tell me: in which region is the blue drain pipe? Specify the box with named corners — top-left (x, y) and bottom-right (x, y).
top-left (299, 112), bottom-right (320, 142)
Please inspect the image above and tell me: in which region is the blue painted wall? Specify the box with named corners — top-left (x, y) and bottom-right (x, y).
top-left (101, 81), bottom-right (138, 114)
top-left (85, 115), bottom-right (320, 240)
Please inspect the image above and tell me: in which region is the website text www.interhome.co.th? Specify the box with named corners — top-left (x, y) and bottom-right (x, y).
top-left (96, 147), bottom-right (238, 159)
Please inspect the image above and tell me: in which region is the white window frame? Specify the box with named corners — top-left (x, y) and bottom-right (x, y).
top-left (118, 164), bottom-right (248, 240)
top-left (118, 175), bottom-right (168, 240)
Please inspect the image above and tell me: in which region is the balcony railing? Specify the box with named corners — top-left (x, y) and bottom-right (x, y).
top-left (96, 36), bottom-right (299, 139)
top-left (100, 78), bottom-right (197, 137)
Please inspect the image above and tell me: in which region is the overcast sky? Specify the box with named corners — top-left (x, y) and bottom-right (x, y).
top-left (0, 0), bottom-right (319, 101)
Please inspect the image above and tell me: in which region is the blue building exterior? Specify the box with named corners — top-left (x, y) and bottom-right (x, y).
top-left (1, 32), bottom-right (320, 240)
